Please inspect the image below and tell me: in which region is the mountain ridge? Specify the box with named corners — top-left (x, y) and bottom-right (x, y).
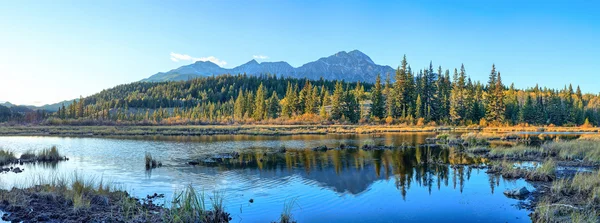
top-left (142, 50), bottom-right (395, 83)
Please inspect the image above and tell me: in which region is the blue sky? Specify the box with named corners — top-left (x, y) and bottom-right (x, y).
top-left (1, 0), bottom-right (599, 105)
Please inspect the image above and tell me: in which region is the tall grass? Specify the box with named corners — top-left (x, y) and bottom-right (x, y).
top-left (36, 146), bottom-right (62, 161)
top-left (277, 198), bottom-right (299, 223)
top-left (145, 152), bottom-right (162, 169)
top-left (0, 149), bottom-right (16, 166)
top-left (543, 140), bottom-right (600, 162)
top-left (497, 159), bottom-right (556, 181)
top-left (169, 185), bottom-right (206, 222)
top-left (536, 170), bottom-right (600, 222)
top-left (168, 186), bottom-right (229, 223)
top-left (489, 145), bottom-right (545, 159)
top-left (19, 150), bottom-right (36, 160)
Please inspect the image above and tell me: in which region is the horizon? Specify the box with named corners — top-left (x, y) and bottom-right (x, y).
top-left (2, 0), bottom-right (600, 106)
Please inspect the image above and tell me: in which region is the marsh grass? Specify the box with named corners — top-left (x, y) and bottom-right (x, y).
top-left (496, 159), bottom-right (556, 181)
top-left (36, 146), bottom-right (63, 161)
top-left (145, 152), bottom-right (162, 170)
top-left (169, 185), bottom-right (206, 222)
top-left (0, 149), bottom-right (16, 166)
top-left (536, 170), bottom-right (600, 222)
top-left (19, 149), bottom-right (36, 160)
top-left (489, 145), bottom-right (546, 159)
top-left (277, 198), bottom-right (299, 223)
top-left (543, 140), bottom-right (600, 162)
top-left (168, 186), bottom-right (230, 223)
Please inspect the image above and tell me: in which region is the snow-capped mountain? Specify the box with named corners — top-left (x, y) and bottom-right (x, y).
top-left (142, 50), bottom-right (395, 83)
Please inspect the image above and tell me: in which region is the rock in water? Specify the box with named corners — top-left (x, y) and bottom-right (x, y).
top-left (503, 187), bottom-right (530, 198)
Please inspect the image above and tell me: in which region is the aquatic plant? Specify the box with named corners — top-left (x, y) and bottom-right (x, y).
top-left (36, 146), bottom-right (63, 161)
top-left (145, 152), bottom-right (162, 170)
top-left (169, 185), bottom-right (206, 222)
top-left (276, 198), bottom-right (299, 223)
top-left (168, 185), bottom-right (230, 223)
top-left (19, 150), bottom-right (36, 160)
top-left (0, 149), bottom-right (16, 166)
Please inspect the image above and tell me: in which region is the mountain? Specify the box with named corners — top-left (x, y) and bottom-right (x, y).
top-left (142, 50), bottom-right (395, 83)
top-left (0, 100), bottom-right (75, 112)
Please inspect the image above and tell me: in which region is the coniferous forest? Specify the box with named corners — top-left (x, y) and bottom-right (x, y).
top-left (3, 56), bottom-right (600, 127)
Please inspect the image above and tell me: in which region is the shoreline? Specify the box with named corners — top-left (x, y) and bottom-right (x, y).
top-left (0, 125), bottom-right (598, 137)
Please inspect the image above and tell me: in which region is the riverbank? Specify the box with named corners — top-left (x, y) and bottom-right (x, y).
top-left (0, 125), bottom-right (598, 137)
top-left (463, 136), bottom-right (600, 222)
top-left (0, 175), bottom-right (232, 223)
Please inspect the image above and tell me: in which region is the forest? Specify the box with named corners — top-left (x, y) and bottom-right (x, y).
top-left (4, 55), bottom-right (600, 127)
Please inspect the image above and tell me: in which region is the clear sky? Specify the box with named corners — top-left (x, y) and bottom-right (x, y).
top-left (1, 0), bottom-right (599, 106)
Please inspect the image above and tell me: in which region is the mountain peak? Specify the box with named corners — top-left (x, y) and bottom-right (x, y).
top-left (143, 50), bottom-right (393, 83)
top-left (244, 59), bottom-right (259, 65)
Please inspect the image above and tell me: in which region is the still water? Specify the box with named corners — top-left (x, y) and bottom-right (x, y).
top-left (0, 134), bottom-right (531, 222)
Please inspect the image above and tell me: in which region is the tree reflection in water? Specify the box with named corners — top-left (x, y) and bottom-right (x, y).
top-left (196, 145), bottom-right (495, 199)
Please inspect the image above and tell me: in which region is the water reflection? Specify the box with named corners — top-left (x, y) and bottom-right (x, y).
top-left (191, 146), bottom-right (490, 197)
top-left (0, 135), bottom-right (531, 223)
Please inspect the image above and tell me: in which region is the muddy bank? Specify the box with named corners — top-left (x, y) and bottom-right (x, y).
top-left (0, 185), bottom-right (165, 223)
top-left (0, 185), bottom-right (231, 223)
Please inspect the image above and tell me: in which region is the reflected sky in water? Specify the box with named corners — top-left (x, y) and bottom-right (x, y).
top-left (0, 134), bottom-right (531, 222)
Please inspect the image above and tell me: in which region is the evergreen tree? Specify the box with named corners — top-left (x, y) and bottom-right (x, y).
top-left (330, 81), bottom-right (344, 120)
top-left (253, 83), bottom-right (266, 120)
top-left (371, 74), bottom-right (385, 119)
top-left (266, 91), bottom-right (280, 119)
top-left (234, 91), bottom-right (245, 120)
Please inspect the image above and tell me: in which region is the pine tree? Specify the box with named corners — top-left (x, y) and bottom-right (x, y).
top-left (519, 95), bottom-right (536, 124)
top-left (245, 91), bottom-right (254, 119)
top-left (384, 73), bottom-right (394, 118)
top-left (343, 91), bottom-right (360, 123)
top-left (485, 64), bottom-right (499, 123)
top-left (234, 91), bottom-right (245, 120)
top-left (449, 68), bottom-right (464, 124)
top-left (266, 91), bottom-right (280, 119)
top-left (371, 74), bottom-right (385, 119)
top-left (415, 94), bottom-right (423, 119)
top-left (330, 81), bottom-right (344, 120)
top-left (494, 71), bottom-right (505, 123)
top-left (253, 83), bottom-right (266, 120)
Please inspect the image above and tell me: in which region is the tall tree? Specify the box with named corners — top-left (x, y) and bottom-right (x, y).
top-left (253, 83), bottom-right (266, 120)
top-left (330, 81), bottom-right (344, 120)
top-left (371, 74), bottom-right (385, 119)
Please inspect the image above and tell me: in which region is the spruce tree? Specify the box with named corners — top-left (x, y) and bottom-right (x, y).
top-left (253, 83), bottom-right (266, 120)
top-left (330, 81), bottom-right (344, 120)
top-left (371, 74), bottom-right (385, 119)
top-left (266, 91), bottom-right (280, 119)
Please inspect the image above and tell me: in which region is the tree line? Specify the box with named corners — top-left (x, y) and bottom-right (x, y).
top-left (38, 55), bottom-right (600, 127)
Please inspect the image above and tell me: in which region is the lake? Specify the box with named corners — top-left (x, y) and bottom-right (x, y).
top-left (0, 133), bottom-right (532, 222)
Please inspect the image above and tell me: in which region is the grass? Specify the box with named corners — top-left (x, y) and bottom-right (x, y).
top-left (534, 170), bottom-right (600, 222)
top-left (489, 145), bottom-right (545, 159)
top-left (0, 149), bottom-right (16, 166)
top-left (576, 134), bottom-right (600, 141)
top-left (19, 149), bottom-right (36, 160)
top-left (277, 198), bottom-right (299, 223)
top-left (495, 159), bottom-right (556, 181)
top-left (0, 173), bottom-right (232, 222)
top-left (145, 152), bottom-right (162, 170)
top-left (485, 139), bottom-right (600, 164)
top-left (543, 140), bottom-right (600, 162)
top-left (36, 146), bottom-right (63, 161)
top-left (168, 185), bottom-right (230, 223)
top-left (169, 185), bottom-right (206, 222)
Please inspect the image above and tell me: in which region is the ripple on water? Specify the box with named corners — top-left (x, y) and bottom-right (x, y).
top-left (0, 135), bottom-right (532, 223)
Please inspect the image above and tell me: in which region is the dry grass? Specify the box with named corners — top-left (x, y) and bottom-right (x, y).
top-left (496, 159), bottom-right (556, 181)
top-left (535, 170), bottom-right (600, 222)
